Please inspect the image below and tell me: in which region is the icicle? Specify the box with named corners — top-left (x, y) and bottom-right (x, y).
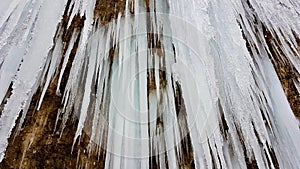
top-left (56, 31), bottom-right (78, 95)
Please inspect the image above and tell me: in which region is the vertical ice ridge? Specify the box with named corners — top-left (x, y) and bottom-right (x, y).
top-left (0, 0), bottom-right (43, 106)
top-left (73, 26), bottom-right (98, 147)
top-left (233, 0), bottom-right (300, 168)
top-left (0, 0), bottom-right (67, 162)
top-left (37, 36), bottom-right (63, 110)
top-left (170, 0), bottom-right (300, 169)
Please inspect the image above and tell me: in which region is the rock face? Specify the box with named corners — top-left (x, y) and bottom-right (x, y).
top-left (0, 0), bottom-right (300, 169)
top-left (265, 32), bottom-right (300, 119)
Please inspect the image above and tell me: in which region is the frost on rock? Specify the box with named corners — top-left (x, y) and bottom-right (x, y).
top-left (0, 0), bottom-right (300, 168)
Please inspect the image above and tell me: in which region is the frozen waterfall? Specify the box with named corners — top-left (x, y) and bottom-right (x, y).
top-left (0, 0), bottom-right (300, 168)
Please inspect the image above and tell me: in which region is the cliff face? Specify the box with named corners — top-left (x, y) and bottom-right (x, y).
top-left (0, 0), bottom-right (300, 169)
top-left (1, 80), bottom-right (105, 168)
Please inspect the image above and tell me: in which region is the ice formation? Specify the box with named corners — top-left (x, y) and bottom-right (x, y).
top-left (0, 0), bottom-right (300, 168)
